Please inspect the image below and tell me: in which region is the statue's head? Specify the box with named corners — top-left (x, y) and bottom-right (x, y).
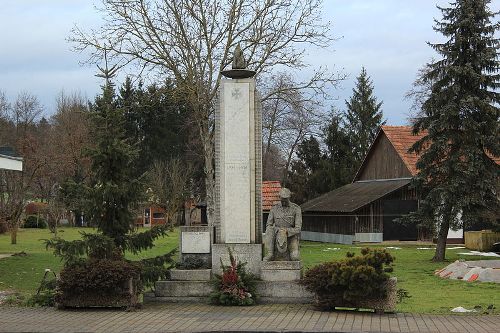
top-left (279, 188), bottom-right (291, 207)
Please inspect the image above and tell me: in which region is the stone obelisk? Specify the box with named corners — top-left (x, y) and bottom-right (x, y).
top-left (212, 45), bottom-right (263, 275)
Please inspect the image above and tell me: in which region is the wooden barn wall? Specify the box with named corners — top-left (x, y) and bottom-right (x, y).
top-left (302, 214), bottom-right (355, 235)
top-left (354, 201), bottom-right (383, 233)
top-left (302, 186), bottom-right (417, 237)
top-left (356, 134), bottom-right (412, 181)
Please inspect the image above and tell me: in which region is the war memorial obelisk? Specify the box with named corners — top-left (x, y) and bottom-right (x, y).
top-left (212, 45), bottom-right (263, 275)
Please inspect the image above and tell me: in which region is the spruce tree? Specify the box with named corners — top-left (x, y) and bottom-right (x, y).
top-left (323, 112), bottom-right (357, 188)
top-left (345, 67), bottom-right (384, 165)
top-left (410, 0), bottom-right (499, 261)
top-left (87, 77), bottom-right (143, 249)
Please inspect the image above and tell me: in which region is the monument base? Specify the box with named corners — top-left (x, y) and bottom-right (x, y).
top-left (261, 261), bottom-right (302, 281)
top-left (211, 243), bottom-right (262, 276)
top-left (255, 281), bottom-right (313, 304)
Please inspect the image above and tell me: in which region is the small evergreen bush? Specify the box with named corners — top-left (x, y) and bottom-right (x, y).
top-left (23, 215), bottom-right (47, 229)
top-left (56, 259), bottom-right (142, 304)
top-left (300, 248), bottom-right (394, 309)
top-left (210, 249), bottom-right (257, 306)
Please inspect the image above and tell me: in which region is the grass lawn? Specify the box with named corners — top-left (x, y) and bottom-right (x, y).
top-left (1, 228), bottom-right (499, 314)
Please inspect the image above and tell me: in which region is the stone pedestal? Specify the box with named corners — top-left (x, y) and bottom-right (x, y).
top-left (255, 281), bottom-right (314, 304)
top-left (212, 243), bottom-right (262, 276)
top-left (214, 78), bottom-right (262, 245)
top-left (179, 226), bottom-right (213, 267)
top-left (260, 261), bottom-right (301, 281)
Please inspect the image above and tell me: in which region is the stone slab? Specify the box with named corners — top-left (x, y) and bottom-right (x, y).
top-left (181, 231), bottom-right (210, 253)
top-left (154, 280), bottom-right (213, 297)
top-left (144, 295), bottom-right (211, 304)
top-left (261, 260), bottom-right (301, 270)
top-left (260, 269), bottom-right (301, 281)
top-left (222, 81), bottom-right (251, 244)
top-left (255, 281), bottom-right (314, 304)
top-left (212, 243), bottom-right (262, 276)
top-left (169, 269), bottom-right (211, 281)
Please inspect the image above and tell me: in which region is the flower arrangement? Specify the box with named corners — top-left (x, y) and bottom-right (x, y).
top-left (210, 249), bottom-right (257, 306)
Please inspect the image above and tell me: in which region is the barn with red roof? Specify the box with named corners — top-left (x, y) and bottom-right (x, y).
top-left (301, 126), bottom-right (439, 243)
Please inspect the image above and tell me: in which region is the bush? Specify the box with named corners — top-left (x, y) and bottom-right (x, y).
top-left (210, 249), bottom-right (257, 306)
top-left (57, 259), bottom-right (142, 298)
top-left (300, 248), bottom-right (394, 309)
top-left (23, 215), bottom-right (47, 229)
top-left (176, 256), bottom-right (210, 269)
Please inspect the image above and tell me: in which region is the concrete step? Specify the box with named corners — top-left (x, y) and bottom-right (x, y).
top-left (155, 280), bottom-right (213, 297)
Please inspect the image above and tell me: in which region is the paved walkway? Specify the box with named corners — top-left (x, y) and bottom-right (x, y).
top-left (1, 304), bottom-right (499, 333)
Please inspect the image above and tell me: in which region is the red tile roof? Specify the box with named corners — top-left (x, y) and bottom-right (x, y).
top-left (262, 181), bottom-right (281, 211)
top-left (381, 125), bottom-right (500, 176)
top-left (381, 126), bottom-right (427, 176)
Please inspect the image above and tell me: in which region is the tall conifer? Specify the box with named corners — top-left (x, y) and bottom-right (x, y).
top-left (345, 67), bottom-right (384, 165)
top-left (87, 74), bottom-right (143, 248)
top-left (411, 0), bottom-right (499, 261)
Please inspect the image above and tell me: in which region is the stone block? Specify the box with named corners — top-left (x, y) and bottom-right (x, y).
top-left (255, 281), bottom-right (313, 304)
top-left (212, 243), bottom-right (262, 276)
top-left (169, 269), bottom-right (211, 281)
top-left (261, 260), bottom-right (302, 281)
top-left (179, 226), bottom-right (213, 267)
top-left (154, 280), bottom-right (213, 297)
top-left (181, 231), bottom-right (211, 253)
top-left (261, 260), bottom-right (301, 270)
top-left (261, 269), bottom-right (301, 281)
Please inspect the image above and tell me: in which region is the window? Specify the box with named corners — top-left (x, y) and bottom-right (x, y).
top-left (152, 212), bottom-right (165, 219)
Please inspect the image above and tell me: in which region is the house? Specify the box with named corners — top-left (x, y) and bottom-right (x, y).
top-left (135, 204), bottom-right (167, 227)
top-left (262, 180), bottom-right (282, 227)
top-left (301, 125), bottom-right (469, 244)
top-left (0, 147), bottom-right (22, 171)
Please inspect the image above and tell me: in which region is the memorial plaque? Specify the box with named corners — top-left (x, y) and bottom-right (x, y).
top-left (223, 82), bottom-right (251, 243)
top-left (181, 231), bottom-right (211, 253)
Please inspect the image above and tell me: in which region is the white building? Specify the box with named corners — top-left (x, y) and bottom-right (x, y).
top-left (0, 154), bottom-right (23, 171)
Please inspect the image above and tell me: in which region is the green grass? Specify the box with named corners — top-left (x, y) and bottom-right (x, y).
top-left (301, 241), bottom-right (500, 314)
top-left (0, 227), bottom-right (179, 297)
top-left (1, 228), bottom-right (499, 314)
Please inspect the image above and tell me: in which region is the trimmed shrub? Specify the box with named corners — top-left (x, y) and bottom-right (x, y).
top-left (23, 215), bottom-right (47, 229)
top-left (55, 258), bottom-right (142, 305)
top-left (300, 248), bottom-right (394, 309)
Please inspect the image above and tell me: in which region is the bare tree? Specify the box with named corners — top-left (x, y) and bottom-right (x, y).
top-left (261, 72), bottom-right (328, 184)
top-left (0, 91), bottom-right (15, 147)
top-left (147, 159), bottom-right (193, 229)
top-left (70, 0), bottom-right (342, 224)
top-left (12, 92), bottom-right (43, 136)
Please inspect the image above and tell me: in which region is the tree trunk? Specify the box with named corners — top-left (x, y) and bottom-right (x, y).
top-left (432, 213), bottom-right (451, 262)
top-left (10, 225), bottom-right (18, 245)
top-left (202, 129), bottom-right (215, 227)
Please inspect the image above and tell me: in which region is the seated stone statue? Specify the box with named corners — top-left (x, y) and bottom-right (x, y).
top-left (263, 188), bottom-right (302, 261)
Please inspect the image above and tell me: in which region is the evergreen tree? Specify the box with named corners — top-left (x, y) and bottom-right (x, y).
top-left (288, 136), bottom-right (323, 204)
top-left (87, 79), bottom-right (143, 248)
top-left (410, 0), bottom-right (499, 261)
top-left (323, 112), bottom-right (357, 188)
top-left (345, 67), bottom-right (384, 165)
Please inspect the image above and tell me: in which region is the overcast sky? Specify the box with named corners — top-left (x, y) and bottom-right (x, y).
top-left (1, 1), bottom-right (497, 125)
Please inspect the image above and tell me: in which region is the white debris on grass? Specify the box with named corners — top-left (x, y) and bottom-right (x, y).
top-left (417, 247), bottom-right (434, 250)
top-left (458, 251), bottom-right (500, 257)
top-left (447, 246), bottom-right (466, 250)
top-left (385, 246), bottom-right (402, 250)
top-left (322, 247), bottom-right (341, 252)
top-left (437, 260), bottom-right (500, 283)
top-left (451, 306), bottom-right (477, 313)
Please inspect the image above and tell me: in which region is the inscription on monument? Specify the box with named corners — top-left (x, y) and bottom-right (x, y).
top-left (181, 231), bottom-right (211, 253)
top-left (223, 82), bottom-right (251, 243)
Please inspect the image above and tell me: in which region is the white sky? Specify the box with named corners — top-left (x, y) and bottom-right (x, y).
top-left (0, 0), bottom-right (497, 125)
